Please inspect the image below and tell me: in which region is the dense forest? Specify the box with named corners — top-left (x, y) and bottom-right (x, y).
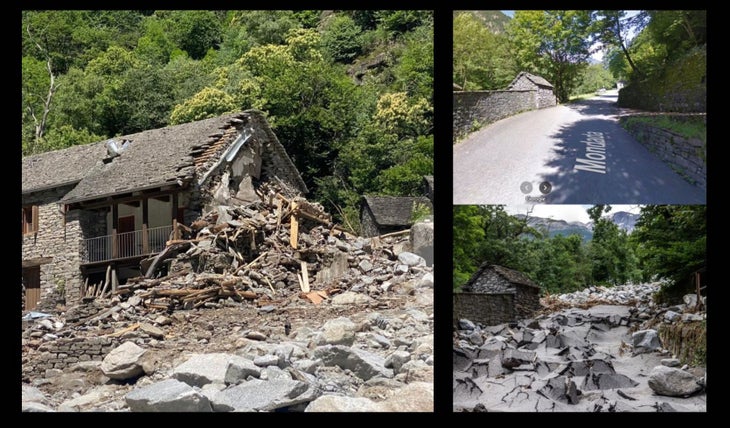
top-left (453, 10), bottom-right (706, 102)
top-left (21, 10), bottom-right (434, 234)
top-left (453, 205), bottom-right (706, 301)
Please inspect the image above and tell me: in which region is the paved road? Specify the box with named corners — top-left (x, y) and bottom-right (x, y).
top-left (453, 93), bottom-right (706, 205)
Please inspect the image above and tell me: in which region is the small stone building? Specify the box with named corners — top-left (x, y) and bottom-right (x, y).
top-left (455, 264), bottom-right (541, 326)
top-left (507, 71), bottom-right (557, 109)
top-left (359, 195), bottom-right (433, 238)
top-left (22, 110), bottom-right (307, 311)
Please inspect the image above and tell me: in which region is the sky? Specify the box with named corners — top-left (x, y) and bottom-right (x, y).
top-left (504, 204), bottom-right (643, 224)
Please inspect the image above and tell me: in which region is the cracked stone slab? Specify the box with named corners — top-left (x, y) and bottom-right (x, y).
top-left (125, 379), bottom-right (212, 412)
top-left (314, 345), bottom-right (393, 380)
top-left (210, 378), bottom-right (310, 412)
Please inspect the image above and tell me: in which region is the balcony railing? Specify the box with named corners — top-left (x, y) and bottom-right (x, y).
top-left (82, 225), bottom-right (173, 263)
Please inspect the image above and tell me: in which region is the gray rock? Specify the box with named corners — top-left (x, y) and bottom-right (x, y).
top-left (262, 366), bottom-right (292, 381)
top-left (224, 358), bottom-right (261, 385)
top-left (254, 354), bottom-right (281, 367)
top-left (417, 272), bottom-right (434, 288)
top-left (314, 345), bottom-right (393, 380)
top-left (648, 366), bottom-right (703, 397)
top-left (681, 313), bottom-right (704, 322)
top-left (467, 331), bottom-right (483, 346)
top-left (632, 329), bottom-right (662, 354)
top-left (173, 353), bottom-right (251, 387)
top-left (22, 402), bottom-right (55, 412)
top-left (139, 322), bottom-right (165, 339)
top-left (322, 317), bottom-right (357, 346)
top-left (661, 358), bottom-right (681, 368)
top-left (305, 395), bottom-right (380, 412)
top-left (358, 259), bottom-right (373, 273)
top-left (22, 385), bottom-right (49, 405)
top-left (154, 315), bottom-right (172, 326)
top-left (210, 378), bottom-right (310, 412)
top-left (581, 371), bottom-right (639, 390)
top-left (410, 221), bottom-right (434, 266)
top-left (331, 291), bottom-right (373, 306)
top-left (502, 349), bottom-right (536, 367)
top-left (384, 351), bottom-right (411, 373)
top-left (293, 359), bottom-right (323, 375)
top-left (100, 341), bottom-right (146, 380)
top-left (682, 294), bottom-right (698, 307)
top-left (245, 331), bottom-right (267, 341)
top-left (125, 379), bottom-right (212, 412)
top-left (376, 382), bottom-right (434, 412)
top-left (664, 310), bottom-right (681, 323)
top-left (397, 252), bottom-right (426, 267)
top-left (537, 376), bottom-right (580, 404)
top-left (458, 319), bottom-right (476, 331)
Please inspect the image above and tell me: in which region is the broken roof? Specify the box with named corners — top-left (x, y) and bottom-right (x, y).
top-left (465, 263), bottom-right (541, 291)
top-left (22, 110), bottom-right (306, 204)
top-left (508, 71), bottom-right (554, 89)
top-left (362, 195), bottom-right (433, 227)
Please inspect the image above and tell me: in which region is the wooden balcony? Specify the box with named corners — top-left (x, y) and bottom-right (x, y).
top-left (81, 225), bottom-right (173, 263)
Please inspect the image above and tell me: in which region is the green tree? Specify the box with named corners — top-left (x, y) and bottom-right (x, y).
top-left (508, 10), bottom-right (593, 102)
top-left (321, 15), bottom-right (363, 63)
top-left (575, 63), bottom-right (616, 94)
top-left (453, 12), bottom-right (515, 90)
top-left (632, 205), bottom-right (706, 299)
top-left (586, 205), bottom-right (641, 285)
top-left (169, 87), bottom-right (238, 125)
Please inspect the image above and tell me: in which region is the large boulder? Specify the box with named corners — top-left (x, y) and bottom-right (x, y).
top-left (410, 221), bottom-right (434, 267)
top-left (314, 345), bottom-right (393, 380)
top-left (210, 379), bottom-right (310, 412)
top-left (648, 366), bottom-right (703, 397)
top-left (305, 395), bottom-right (380, 412)
top-left (100, 341), bottom-right (147, 380)
top-left (321, 317), bottom-right (357, 346)
top-left (125, 379), bottom-right (212, 412)
top-left (173, 353), bottom-right (253, 387)
top-left (632, 329), bottom-right (662, 354)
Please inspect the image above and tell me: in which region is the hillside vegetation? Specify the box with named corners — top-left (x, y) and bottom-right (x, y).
top-left (22, 10), bottom-right (434, 233)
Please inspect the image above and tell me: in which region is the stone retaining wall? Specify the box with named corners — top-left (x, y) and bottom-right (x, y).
top-left (453, 90), bottom-right (535, 141)
top-left (22, 336), bottom-right (120, 379)
top-left (453, 292), bottom-right (515, 327)
top-left (620, 116), bottom-right (706, 189)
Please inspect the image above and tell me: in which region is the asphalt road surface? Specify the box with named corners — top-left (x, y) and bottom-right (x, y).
top-left (453, 93), bottom-right (706, 205)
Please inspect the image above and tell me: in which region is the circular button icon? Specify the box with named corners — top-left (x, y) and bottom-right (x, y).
top-left (539, 181), bottom-right (552, 195)
top-left (520, 181), bottom-right (533, 194)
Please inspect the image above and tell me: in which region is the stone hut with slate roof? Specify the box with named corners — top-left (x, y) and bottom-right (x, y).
top-left (507, 71), bottom-right (557, 109)
top-left (454, 264), bottom-right (542, 326)
top-left (21, 110), bottom-right (306, 310)
top-left (359, 195), bottom-right (433, 238)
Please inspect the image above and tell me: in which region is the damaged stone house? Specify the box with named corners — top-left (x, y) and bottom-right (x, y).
top-left (360, 175), bottom-right (434, 238)
top-left (22, 110), bottom-right (307, 311)
top-left (454, 263), bottom-right (541, 326)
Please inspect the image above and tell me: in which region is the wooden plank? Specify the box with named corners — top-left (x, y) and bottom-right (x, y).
top-left (112, 268), bottom-right (119, 294)
top-left (290, 202), bottom-right (299, 249)
top-left (300, 261), bottom-right (310, 293)
top-left (105, 323), bottom-right (140, 337)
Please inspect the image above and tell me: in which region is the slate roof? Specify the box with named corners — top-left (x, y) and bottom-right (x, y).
top-left (362, 195), bottom-right (433, 227)
top-left (22, 141), bottom-right (107, 194)
top-left (508, 71), bottom-right (554, 89)
top-left (465, 263), bottom-right (541, 291)
top-left (22, 110), bottom-right (306, 204)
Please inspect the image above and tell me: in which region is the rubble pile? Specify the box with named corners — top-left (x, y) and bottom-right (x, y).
top-left (454, 282), bottom-right (706, 412)
top-left (22, 187), bottom-right (434, 412)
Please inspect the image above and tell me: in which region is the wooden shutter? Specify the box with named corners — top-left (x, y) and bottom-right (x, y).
top-left (32, 205), bottom-right (39, 233)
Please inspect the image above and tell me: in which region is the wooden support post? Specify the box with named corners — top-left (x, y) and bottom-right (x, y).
top-left (300, 261), bottom-right (310, 293)
top-left (171, 193), bottom-right (179, 240)
top-left (290, 202), bottom-right (299, 249)
top-left (112, 268), bottom-right (119, 294)
top-left (112, 203), bottom-right (119, 259)
top-left (142, 198), bottom-right (149, 254)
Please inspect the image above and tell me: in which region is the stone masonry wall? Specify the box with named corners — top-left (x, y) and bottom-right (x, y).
top-left (537, 88), bottom-right (557, 109)
top-left (23, 187), bottom-right (85, 309)
top-left (453, 90), bottom-right (535, 141)
top-left (620, 116), bottom-right (706, 189)
top-left (453, 292), bottom-right (515, 327)
top-left (514, 284), bottom-right (541, 319)
top-left (466, 269), bottom-right (514, 294)
top-left (22, 336), bottom-right (119, 380)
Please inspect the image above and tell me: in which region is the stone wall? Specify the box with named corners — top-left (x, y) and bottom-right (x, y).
top-left (620, 116), bottom-right (706, 189)
top-left (22, 336), bottom-right (119, 380)
top-left (514, 284), bottom-right (541, 319)
top-left (453, 90), bottom-right (535, 141)
top-left (537, 88), bottom-right (557, 109)
top-left (22, 186), bottom-right (85, 309)
top-left (453, 292), bottom-right (515, 327)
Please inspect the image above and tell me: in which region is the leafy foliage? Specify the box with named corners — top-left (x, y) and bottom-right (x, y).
top-left (453, 12), bottom-right (515, 90)
top-left (21, 10), bottom-right (433, 235)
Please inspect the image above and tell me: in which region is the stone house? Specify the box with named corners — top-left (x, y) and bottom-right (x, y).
top-left (359, 195), bottom-right (433, 238)
top-left (455, 264), bottom-right (541, 326)
top-left (507, 71), bottom-right (557, 109)
top-left (359, 176), bottom-right (434, 238)
top-left (21, 110), bottom-right (307, 311)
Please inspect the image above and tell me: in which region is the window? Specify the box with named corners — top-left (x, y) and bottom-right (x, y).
top-left (22, 205), bottom-right (39, 235)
